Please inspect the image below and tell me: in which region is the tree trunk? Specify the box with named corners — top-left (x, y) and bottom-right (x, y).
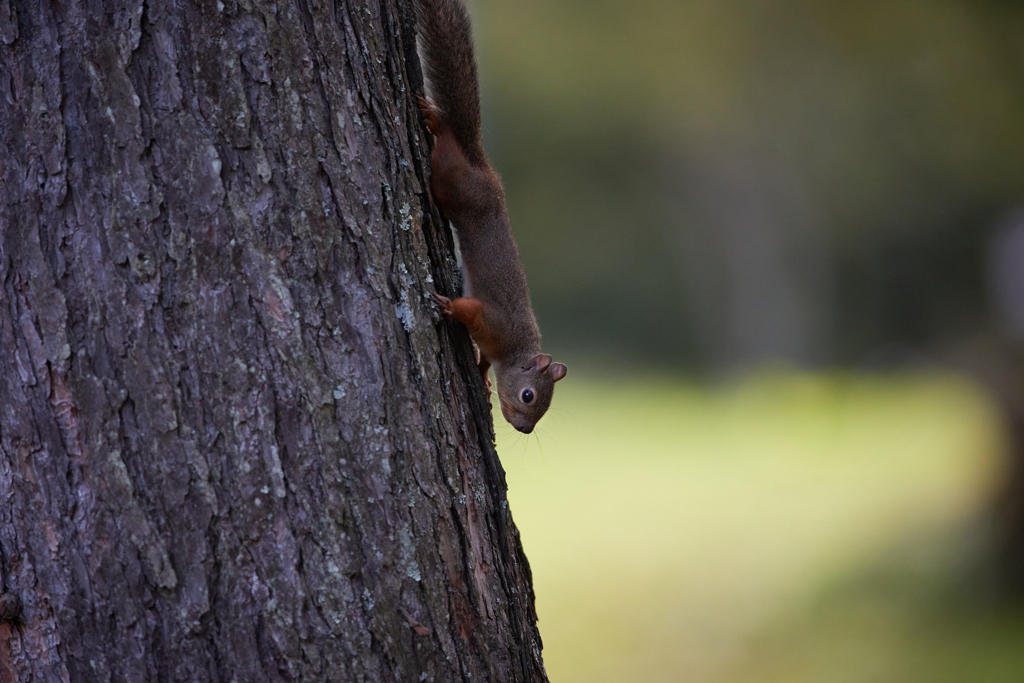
top-left (0, 0), bottom-right (547, 680)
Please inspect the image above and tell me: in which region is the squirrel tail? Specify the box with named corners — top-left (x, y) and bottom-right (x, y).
top-left (415, 0), bottom-right (486, 166)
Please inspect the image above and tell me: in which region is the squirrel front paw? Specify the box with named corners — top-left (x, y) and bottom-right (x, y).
top-left (430, 292), bottom-right (454, 321)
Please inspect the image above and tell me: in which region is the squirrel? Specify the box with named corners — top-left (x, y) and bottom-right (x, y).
top-left (415, 0), bottom-right (567, 434)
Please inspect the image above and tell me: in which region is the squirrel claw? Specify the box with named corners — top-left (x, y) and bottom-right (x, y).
top-left (418, 96), bottom-right (441, 135)
top-left (430, 292), bottom-right (454, 320)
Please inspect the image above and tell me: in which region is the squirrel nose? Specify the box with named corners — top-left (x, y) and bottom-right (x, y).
top-left (518, 424), bottom-right (534, 434)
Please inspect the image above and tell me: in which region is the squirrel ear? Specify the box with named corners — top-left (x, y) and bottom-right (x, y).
top-left (549, 363), bottom-right (567, 382)
top-left (531, 354), bottom-right (552, 372)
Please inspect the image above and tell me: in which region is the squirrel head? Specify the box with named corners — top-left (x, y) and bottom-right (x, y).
top-left (495, 353), bottom-right (567, 434)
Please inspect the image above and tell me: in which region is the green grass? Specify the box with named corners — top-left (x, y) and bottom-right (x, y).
top-left (495, 371), bottom-right (1019, 683)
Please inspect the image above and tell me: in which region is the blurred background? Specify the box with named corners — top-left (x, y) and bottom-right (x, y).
top-left (466, 0), bottom-right (1024, 680)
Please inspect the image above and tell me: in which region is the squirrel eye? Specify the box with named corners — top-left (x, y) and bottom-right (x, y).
top-left (521, 388), bottom-right (535, 405)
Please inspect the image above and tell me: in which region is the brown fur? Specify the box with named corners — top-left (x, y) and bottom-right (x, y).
top-left (417, 0), bottom-right (566, 433)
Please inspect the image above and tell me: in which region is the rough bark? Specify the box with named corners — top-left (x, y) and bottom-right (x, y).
top-left (0, 0), bottom-right (547, 680)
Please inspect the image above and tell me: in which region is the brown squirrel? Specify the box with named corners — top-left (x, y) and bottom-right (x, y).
top-left (416, 0), bottom-right (567, 434)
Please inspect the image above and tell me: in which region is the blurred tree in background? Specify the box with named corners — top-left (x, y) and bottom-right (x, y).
top-left (406, 3), bottom-right (1024, 677)
top-left (469, 0), bottom-right (1024, 370)
top-left (466, 0), bottom-right (1024, 607)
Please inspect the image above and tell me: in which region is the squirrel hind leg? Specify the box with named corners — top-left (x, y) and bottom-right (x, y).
top-left (418, 95), bottom-right (442, 135)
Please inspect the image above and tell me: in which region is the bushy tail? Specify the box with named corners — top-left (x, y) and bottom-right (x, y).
top-left (416, 0), bottom-right (486, 165)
